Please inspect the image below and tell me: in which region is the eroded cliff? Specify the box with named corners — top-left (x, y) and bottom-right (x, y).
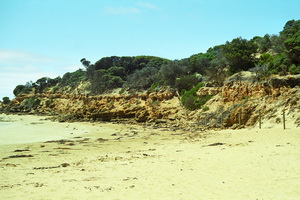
top-left (2, 72), bottom-right (300, 129)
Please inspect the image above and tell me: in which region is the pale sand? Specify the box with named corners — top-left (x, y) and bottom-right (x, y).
top-left (0, 115), bottom-right (300, 199)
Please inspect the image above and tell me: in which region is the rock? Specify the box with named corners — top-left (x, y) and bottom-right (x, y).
top-left (135, 110), bottom-right (149, 122)
top-left (61, 163), bottom-right (70, 167)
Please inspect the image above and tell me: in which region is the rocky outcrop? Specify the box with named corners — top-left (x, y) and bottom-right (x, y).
top-left (3, 90), bottom-right (184, 125)
top-left (192, 73), bottom-right (300, 129)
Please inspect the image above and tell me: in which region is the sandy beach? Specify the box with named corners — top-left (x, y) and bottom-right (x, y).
top-left (0, 114), bottom-right (300, 200)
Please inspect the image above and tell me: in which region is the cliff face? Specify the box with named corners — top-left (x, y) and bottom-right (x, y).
top-left (10, 91), bottom-right (186, 125)
top-left (194, 72), bottom-right (300, 128)
top-left (2, 72), bottom-right (300, 129)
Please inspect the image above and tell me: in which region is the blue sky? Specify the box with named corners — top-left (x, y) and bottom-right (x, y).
top-left (1, 0), bottom-right (300, 99)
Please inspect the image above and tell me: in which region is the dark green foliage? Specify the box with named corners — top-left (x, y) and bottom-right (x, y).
top-left (148, 82), bottom-right (160, 92)
top-left (89, 56), bottom-right (169, 94)
top-left (13, 76), bottom-right (61, 96)
top-left (35, 77), bottom-right (46, 92)
top-left (108, 66), bottom-right (126, 77)
top-left (80, 58), bottom-right (91, 69)
top-left (13, 85), bottom-right (27, 96)
top-left (180, 82), bottom-right (213, 110)
top-left (289, 64), bottom-right (300, 74)
top-left (160, 59), bottom-right (189, 86)
top-left (90, 69), bottom-right (125, 94)
top-left (175, 74), bottom-right (202, 93)
top-left (281, 20), bottom-right (300, 65)
top-left (222, 37), bottom-right (257, 74)
top-left (206, 45), bottom-right (228, 86)
top-left (280, 20), bottom-right (300, 38)
top-left (188, 53), bottom-right (214, 75)
top-left (94, 56), bottom-right (169, 76)
top-left (22, 98), bottom-right (41, 109)
top-left (267, 53), bottom-right (289, 74)
top-left (253, 34), bottom-right (272, 53)
top-left (269, 35), bottom-right (285, 54)
top-left (284, 31), bottom-right (300, 64)
top-left (258, 53), bottom-right (273, 66)
top-left (126, 67), bottom-right (160, 90)
top-left (60, 69), bottom-right (86, 87)
top-left (2, 97), bottom-right (10, 104)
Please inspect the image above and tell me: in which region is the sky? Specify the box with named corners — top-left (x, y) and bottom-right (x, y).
top-left (1, 0), bottom-right (300, 99)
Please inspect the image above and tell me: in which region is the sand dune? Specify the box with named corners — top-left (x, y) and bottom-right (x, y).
top-left (0, 114), bottom-right (300, 199)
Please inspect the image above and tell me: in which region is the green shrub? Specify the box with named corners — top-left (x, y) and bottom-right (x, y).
top-left (2, 97), bottom-right (10, 104)
top-left (289, 64), bottom-right (300, 74)
top-left (126, 67), bottom-right (160, 90)
top-left (202, 106), bottom-right (209, 112)
top-left (175, 74), bottom-right (201, 92)
top-left (181, 82), bottom-right (213, 110)
top-left (119, 88), bottom-right (126, 94)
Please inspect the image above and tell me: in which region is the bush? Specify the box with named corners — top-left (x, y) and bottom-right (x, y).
top-left (160, 60), bottom-right (188, 86)
top-left (108, 66), bottom-right (126, 77)
top-left (2, 97), bottom-right (10, 104)
top-left (175, 74), bottom-right (202, 93)
top-left (181, 82), bottom-right (212, 110)
top-left (289, 64), bottom-right (300, 74)
top-left (267, 53), bottom-right (289, 74)
top-left (13, 84), bottom-right (33, 96)
top-left (126, 67), bottom-right (160, 89)
top-left (90, 69), bottom-right (124, 94)
top-left (60, 69), bottom-right (86, 87)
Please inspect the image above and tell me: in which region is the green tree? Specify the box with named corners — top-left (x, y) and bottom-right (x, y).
top-left (253, 34), bottom-right (272, 53)
top-left (13, 85), bottom-right (26, 96)
top-left (2, 97), bottom-right (10, 104)
top-left (222, 37), bottom-right (257, 73)
top-left (160, 59), bottom-right (189, 86)
top-left (108, 66), bottom-right (126, 78)
top-left (269, 35), bottom-right (285, 54)
top-left (126, 67), bottom-right (160, 89)
top-left (280, 20), bottom-right (300, 64)
top-left (188, 53), bottom-right (214, 75)
top-left (90, 69), bottom-right (124, 94)
top-left (284, 31), bottom-right (300, 64)
top-left (268, 53), bottom-right (289, 74)
top-left (80, 58), bottom-right (91, 69)
top-left (60, 69), bottom-right (87, 87)
top-left (175, 74), bottom-right (202, 94)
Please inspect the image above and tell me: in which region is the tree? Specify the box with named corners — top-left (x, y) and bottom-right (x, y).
top-left (108, 66), bottom-right (126, 78)
top-left (2, 97), bottom-right (10, 104)
top-left (80, 58), bottom-right (91, 69)
top-left (60, 69), bottom-right (87, 87)
top-left (222, 37), bottom-right (257, 73)
top-left (90, 69), bottom-right (124, 94)
top-left (126, 67), bottom-right (160, 89)
top-left (253, 34), bottom-right (272, 53)
top-left (13, 85), bottom-right (26, 96)
top-left (175, 74), bottom-right (201, 93)
top-left (268, 53), bottom-right (289, 74)
top-left (284, 31), bottom-right (300, 64)
top-left (280, 20), bottom-right (300, 65)
top-left (160, 59), bottom-right (189, 86)
top-left (188, 53), bottom-right (214, 75)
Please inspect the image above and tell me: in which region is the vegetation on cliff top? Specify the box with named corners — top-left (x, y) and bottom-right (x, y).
top-left (7, 19), bottom-right (300, 110)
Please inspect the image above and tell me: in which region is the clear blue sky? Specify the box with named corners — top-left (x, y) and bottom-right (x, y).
top-left (1, 0), bottom-right (300, 99)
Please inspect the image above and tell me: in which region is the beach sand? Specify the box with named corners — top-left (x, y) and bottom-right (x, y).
top-left (0, 114), bottom-right (300, 199)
